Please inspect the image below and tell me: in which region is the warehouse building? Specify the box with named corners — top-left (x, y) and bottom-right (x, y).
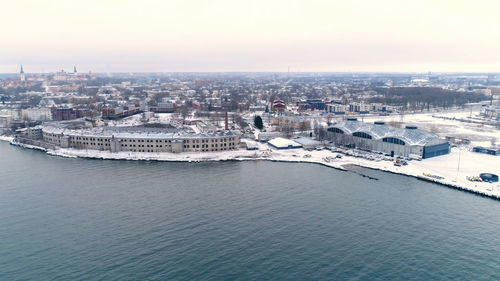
top-left (268, 137), bottom-right (303, 149)
top-left (327, 119), bottom-right (450, 159)
top-left (472, 146), bottom-right (500, 156)
top-left (294, 137), bottom-right (321, 149)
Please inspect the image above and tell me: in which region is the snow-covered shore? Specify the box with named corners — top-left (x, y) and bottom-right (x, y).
top-left (0, 136), bottom-right (14, 142)
top-left (7, 139), bottom-right (500, 200)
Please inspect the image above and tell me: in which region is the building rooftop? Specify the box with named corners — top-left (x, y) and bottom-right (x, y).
top-left (294, 137), bottom-right (321, 146)
top-left (42, 124), bottom-right (240, 140)
top-left (268, 137), bottom-right (302, 149)
top-left (329, 120), bottom-right (445, 146)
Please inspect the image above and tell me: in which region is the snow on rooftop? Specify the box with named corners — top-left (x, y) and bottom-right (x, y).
top-left (361, 109), bottom-right (500, 147)
top-left (330, 120), bottom-right (444, 146)
top-left (41, 124), bottom-right (240, 140)
top-left (294, 137), bottom-right (321, 146)
top-left (268, 137), bottom-right (302, 149)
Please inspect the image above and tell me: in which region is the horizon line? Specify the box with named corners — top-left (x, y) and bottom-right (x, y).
top-left (1, 71), bottom-right (499, 75)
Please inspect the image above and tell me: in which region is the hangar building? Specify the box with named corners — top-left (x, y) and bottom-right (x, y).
top-left (327, 119), bottom-right (450, 159)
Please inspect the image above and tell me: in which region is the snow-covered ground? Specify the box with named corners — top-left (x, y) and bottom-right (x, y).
top-left (0, 136), bottom-right (14, 142)
top-left (9, 137), bottom-right (500, 200)
top-left (107, 114), bottom-right (145, 127)
top-left (149, 113), bottom-right (175, 124)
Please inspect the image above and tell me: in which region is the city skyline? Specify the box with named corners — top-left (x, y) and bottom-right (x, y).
top-left (2, 0), bottom-right (500, 73)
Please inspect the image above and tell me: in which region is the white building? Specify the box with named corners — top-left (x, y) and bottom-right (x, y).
top-left (348, 103), bottom-right (371, 113)
top-left (327, 104), bottom-right (347, 114)
top-left (268, 137), bottom-right (302, 149)
top-left (21, 108), bottom-right (52, 121)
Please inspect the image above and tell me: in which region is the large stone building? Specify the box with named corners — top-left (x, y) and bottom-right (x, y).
top-left (38, 125), bottom-right (240, 153)
top-left (327, 119), bottom-right (450, 159)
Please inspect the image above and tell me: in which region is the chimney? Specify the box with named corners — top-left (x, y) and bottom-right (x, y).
top-left (225, 111), bottom-right (229, 130)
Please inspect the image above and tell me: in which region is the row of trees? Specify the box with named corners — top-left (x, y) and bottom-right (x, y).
top-left (0, 84), bottom-right (44, 101)
top-left (369, 87), bottom-right (489, 111)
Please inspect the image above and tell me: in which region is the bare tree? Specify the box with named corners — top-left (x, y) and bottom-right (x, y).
top-left (234, 114), bottom-right (248, 129)
top-left (298, 121), bottom-right (309, 133)
top-left (180, 105), bottom-right (190, 121)
top-left (388, 120), bottom-right (403, 128)
top-left (428, 125), bottom-right (439, 134)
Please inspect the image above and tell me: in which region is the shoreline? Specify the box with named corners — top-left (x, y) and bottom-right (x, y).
top-left (5, 138), bottom-right (500, 201)
top-left (351, 164), bottom-right (500, 201)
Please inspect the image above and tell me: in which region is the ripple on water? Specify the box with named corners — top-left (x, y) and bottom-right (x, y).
top-left (0, 142), bottom-right (499, 281)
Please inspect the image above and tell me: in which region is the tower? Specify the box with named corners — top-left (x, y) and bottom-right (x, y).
top-left (73, 65), bottom-right (77, 74)
top-left (225, 111), bottom-right (229, 130)
top-left (20, 64), bottom-right (26, 81)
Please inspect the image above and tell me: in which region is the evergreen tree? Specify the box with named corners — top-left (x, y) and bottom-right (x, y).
top-left (254, 115), bottom-right (264, 130)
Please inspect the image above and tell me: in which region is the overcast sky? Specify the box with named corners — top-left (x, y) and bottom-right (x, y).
top-left (1, 0), bottom-right (499, 73)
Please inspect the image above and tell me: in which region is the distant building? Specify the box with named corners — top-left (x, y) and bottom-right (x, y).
top-left (327, 119), bottom-right (450, 159)
top-left (0, 115), bottom-right (13, 133)
top-left (101, 104), bottom-right (143, 119)
top-left (19, 65), bottom-right (26, 82)
top-left (51, 107), bottom-right (92, 121)
top-left (20, 108), bottom-right (52, 121)
top-left (482, 105), bottom-right (500, 121)
top-left (272, 115), bottom-right (310, 131)
top-left (249, 105), bottom-right (266, 112)
top-left (272, 98), bottom-right (286, 111)
top-left (348, 103), bottom-right (371, 113)
top-left (150, 102), bottom-right (176, 113)
top-left (326, 104), bottom-right (347, 114)
top-left (297, 99), bottom-right (326, 111)
top-left (52, 67), bottom-right (92, 81)
top-left (472, 146), bottom-right (500, 156)
top-left (53, 69), bottom-right (69, 81)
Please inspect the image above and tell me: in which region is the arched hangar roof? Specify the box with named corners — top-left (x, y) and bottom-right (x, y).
top-left (328, 120), bottom-right (444, 146)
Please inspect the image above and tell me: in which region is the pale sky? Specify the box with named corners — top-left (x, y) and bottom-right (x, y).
top-left (1, 0), bottom-right (499, 73)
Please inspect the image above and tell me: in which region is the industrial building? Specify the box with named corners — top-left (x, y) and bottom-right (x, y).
top-left (472, 146), bottom-right (500, 156)
top-left (327, 119), bottom-right (450, 159)
top-left (294, 137), bottom-right (321, 149)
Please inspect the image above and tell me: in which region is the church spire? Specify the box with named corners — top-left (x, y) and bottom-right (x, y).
top-left (20, 64), bottom-right (26, 81)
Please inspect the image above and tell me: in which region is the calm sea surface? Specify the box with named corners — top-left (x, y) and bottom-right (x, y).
top-left (0, 142), bottom-right (499, 281)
